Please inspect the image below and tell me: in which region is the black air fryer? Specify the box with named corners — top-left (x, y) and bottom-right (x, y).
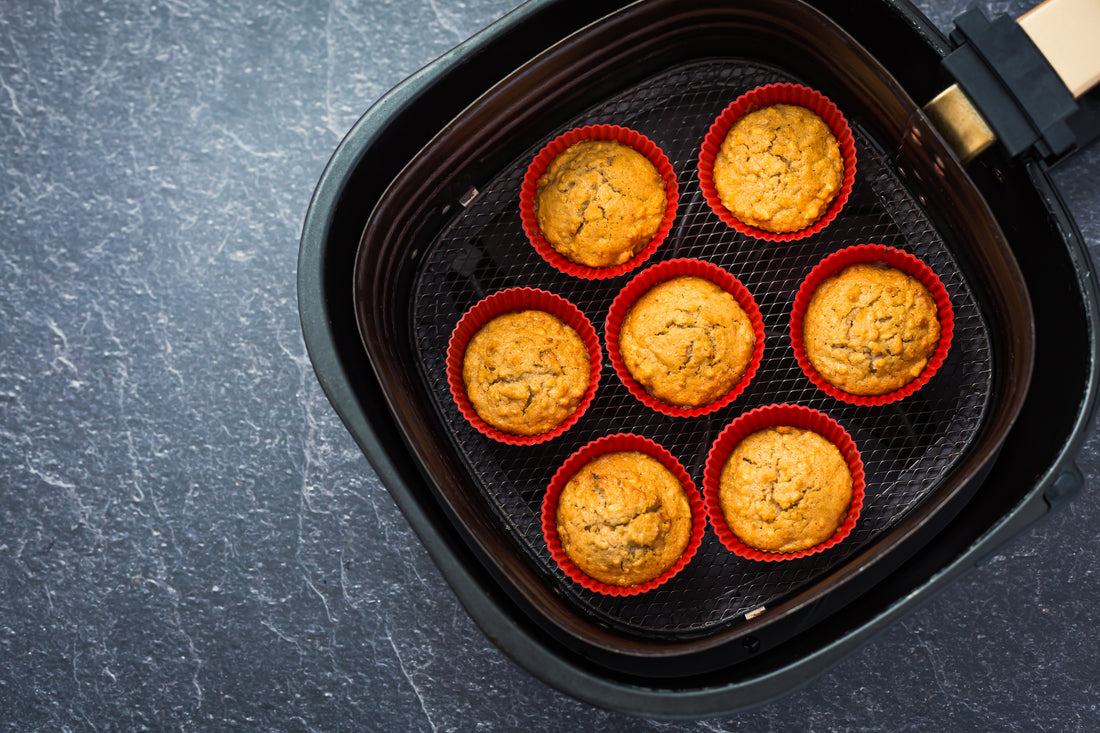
top-left (298, 0), bottom-right (1099, 716)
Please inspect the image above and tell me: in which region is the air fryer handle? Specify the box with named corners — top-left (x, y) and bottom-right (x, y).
top-left (925, 0), bottom-right (1100, 164)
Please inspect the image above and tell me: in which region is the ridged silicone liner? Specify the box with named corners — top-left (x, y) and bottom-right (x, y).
top-left (697, 83), bottom-right (857, 241)
top-left (446, 288), bottom-right (602, 445)
top-left (702, 404), bottom-right (866, 562)
top-left (605, 258), bottom-right (765, 417)
top-left (790, 244), bottom-right (955, 406)
top-left (541, 433), bottom-right (705, 596)
top-left (520, 124), bottom-right (679, 279)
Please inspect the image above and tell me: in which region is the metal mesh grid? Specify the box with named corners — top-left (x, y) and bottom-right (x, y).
top-left (408, 59), bottom-right (992, 638)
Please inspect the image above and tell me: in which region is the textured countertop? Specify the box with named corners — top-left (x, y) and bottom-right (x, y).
top-left (2, 0), bottom-right (1098, 729)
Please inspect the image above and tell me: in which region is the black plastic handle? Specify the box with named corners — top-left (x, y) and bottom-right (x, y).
top-left (942, 4), bottom-right (1100, 161)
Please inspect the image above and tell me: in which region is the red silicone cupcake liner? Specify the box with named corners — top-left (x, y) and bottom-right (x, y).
top-left (605, 258), bottom-right (765, 417)
top-left (446, 287), bottom-right (602, 445)
top-left (541, 433), bottom-right (705, 596)
top-left (520, 124), bottom-right (679, 279)
top-left (697, 83), bottom-right (857, 241)
top-left (702, 404), bottom-right (866, 562)
top-left (790, 244), bottom-right (955, 406)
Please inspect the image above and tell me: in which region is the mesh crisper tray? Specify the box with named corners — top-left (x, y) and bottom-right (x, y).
top-left (409, 59), bottom-right (991, 639)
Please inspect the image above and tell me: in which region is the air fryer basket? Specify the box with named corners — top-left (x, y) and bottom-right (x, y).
top-left (353, 0), bottom-right (1032, 675)
top-left (412, 59), bottom-right (990, 638)
top-left (299, 0), bottom-right (1098, 716)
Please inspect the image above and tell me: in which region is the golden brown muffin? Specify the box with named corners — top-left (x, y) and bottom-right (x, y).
top-left (618, 276), bottom-right (755, 408)
top-left (535, 140), bottom-right (667, 268)
top-left (556, 450), bottom-right (692, 587)
top-left (802, 262), bottom-right (941, 396)
top-left (713, 104), bottom-right (843, 233)
top-left (462, 310), bottom-right (589, 436)
top-left (719, 426), bottom-right (853, 553)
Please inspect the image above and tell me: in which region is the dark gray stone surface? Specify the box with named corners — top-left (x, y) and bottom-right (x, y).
top-left (1, 0), bottom-right (1097, 729)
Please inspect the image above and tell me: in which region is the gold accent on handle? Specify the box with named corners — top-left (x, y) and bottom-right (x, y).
top-left (922, 84), bottom-right (997, 164)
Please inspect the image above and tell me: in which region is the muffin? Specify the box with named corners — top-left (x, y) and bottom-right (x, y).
top-left (802, 262), bottom-right (941, 396)
top-left (535, 139), bottom-right (667, 268)
top-left (462, 310), bottom-right (590, 436)
top-left (712, 103), bottom-right (843, 233)
top-left (618, 276), bottom-right (755, 408)
top-left (718, 426), bottom-right (853, 554)
top-left (555, 450), bottom-right (693, 587)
